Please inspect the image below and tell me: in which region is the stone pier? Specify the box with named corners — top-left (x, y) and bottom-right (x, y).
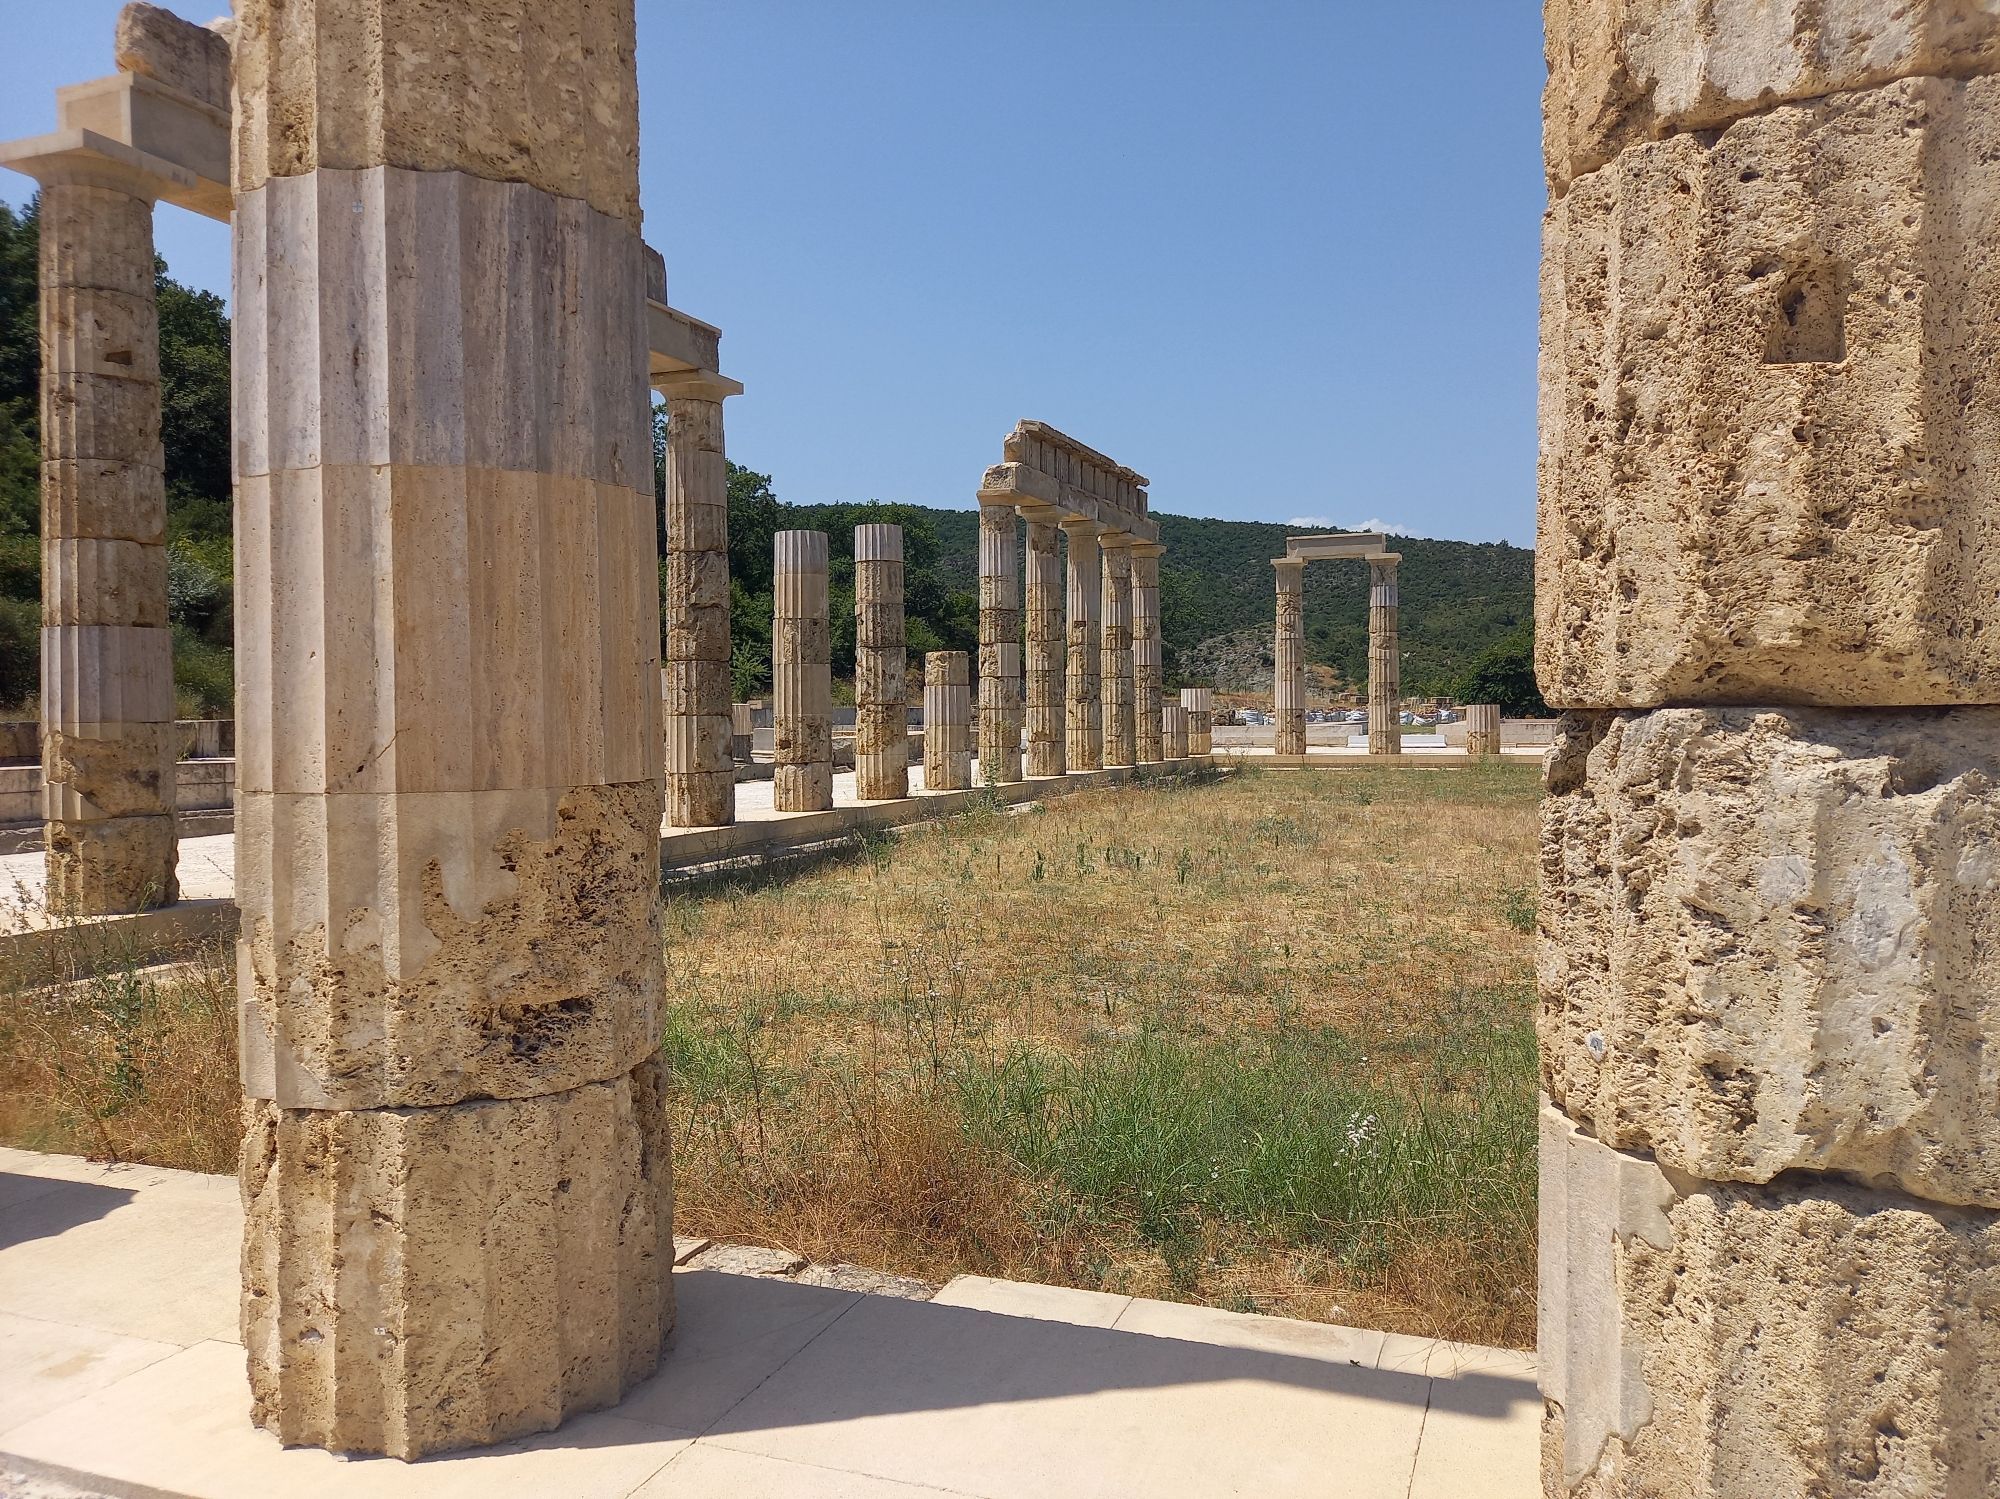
top-left (854, 523), bottom-right (908, 802)
top-left (1023, 517), bottom-right (1065, 777)
top-left (1465, 703), bottom-right (1499, 757)
top-left (1063, 520), bottom-right (1104, 772)
top-left (1537, 4), bottom-right (2000, 1493)
top-left (1131, 543), bottom-right (1164, 764)
top-left (1161, 700), bottom-right (1189, 763)
top-left (17, 148), bottom-right (178, 913)
top-left (977, 501), bottom-right (1023, 783)
top-left (658, 371), bottom-right (742, 828)
top-left (1180, 687), bottom-right (1213, 757)
top-left (923, 651), bottom-right (972, 791)
top-left (1273, 559), bottom-right (1306, 756)
top-left (773, 530), bottom-right (833, 813)
top-left (1100, 542), bottom-right (1135, 768)
top-left (1366, 555), bottom-right (1400, 757)
top-left (230, 0), bottom-right (670, 1459)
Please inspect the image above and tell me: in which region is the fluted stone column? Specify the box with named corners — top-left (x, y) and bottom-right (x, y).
top-left (1023, 517), bottom-right (1065, 777)
top-left (1367, 555), bottom-right (1401, 758)
top-left (1100, 543), bottom-right (1135, 768)
top-left (731, 701), bottom-right (753, 763)
top-left (1273, 559), bottom-right (1306, 756)
top-left (1465, 703), bottom-right (1500, 757)
top-left (854, 523), bottom-right (907, 801)
top-left (1181, 687), bottom-right (1213, 757)
top-left (34, 165), bottom-right (177, 914)
top-left (773, 529), bottom-right (832, 812)
top-left (1539, 7), bottom-right (2000, 1494)
top-left (230, 0), bottom-right (669, 1460)
top-left (977, 501), bottom-right (1023, 784)
top-left (1161, 701), bottom-right (1189, 762)
top-left (1131, 543), bottom-right (1164, 764)
top-left (1062, 519), bottom-right (1103, 772)
top-left (923, 651), bottom-right (971, 791)
top-left (659, 372), bottom-right (739, 827)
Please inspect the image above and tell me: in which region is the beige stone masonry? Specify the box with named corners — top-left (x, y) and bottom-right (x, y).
top-left (855, 523), bottom-right (908, 802)
top-left (1063, 519), bottom-right (1104, 772)
top-left (1273, 560), bottom-right (1305, 756)
top-left (1180, 687), bottom-right (1213, 757)
top-left (1367, 555), bottom-right (1401, 757)
top-left (924, 651), bottom-right (972, 791)
top-left (983, 419), bottom-right (1155, 546)
top-left (1543, 0), bottom-right (2000, 192)
top-left (1132, 544), bottom-right (1164, 764)
top-left (1537, 75), bottom-right (2000, 709)
top-left (231, 0), bottom-right (642, 233)
top-left (1100, 542), bottom-right (1135, 768)
top-left (658, 372), bottom-right (739, 828)
top-left (1542, 707), bottom-right (2000, 1210)
top-left (977, 502), bottom-right (1023, 783)
top-left (1539, 1104), bottom-right (2000, 1498)
top-left (772, 529), bottom-right (833, 813)
top-left (1023, 518), bottom-right (1065, 777)
top-left (1161, 701), bottom-right (1189, 762)
top-left (1466, 703), bottom-right (1500, 757)
top-left (241, 1055), bottom-right (673, 1461)
top-left (115, 2), bottom-right (232, 114)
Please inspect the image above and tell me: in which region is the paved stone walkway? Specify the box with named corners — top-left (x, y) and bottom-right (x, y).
top-left (0, 1147), bottom-right (1537, 1497)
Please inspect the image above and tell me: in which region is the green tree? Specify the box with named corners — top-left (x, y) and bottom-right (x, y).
top-left (1454, 625), bottom-right (1548, 716)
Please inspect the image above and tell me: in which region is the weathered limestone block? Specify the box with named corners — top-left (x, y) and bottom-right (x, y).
top-left (1543, 0), bottom-right (2000, 191)
top-left (1161, 701), bottom-right (1189, 762)
top-left (241, 1056), bottom-right (673, 1461)
top-left (1539, 1104), bottom-right (2000, 1498)
top-left (1100, 544), bottom-right (1135, 768)
top-left (977, 503), bottom-right (1023, 784)
top-left (1466, 702), bottom-right (1501, 757)
top-left (1273, 559), bottom-right (1305, 756)
top-left (46, 813), bottom-right (177, 913)
top-left (660, 378), bottom-right (736, 828)
top-left (1063, 520), bottom-right (1103, 771)
top-left (231, 0), bottom-right (641, 231)
top-left (924, 651), bottom-right (972, 792)
top-left (1180, 686), bottom-right (1213, 757)
top-left (1543, 707), bottom-right (2000, 1210)
top-left (854, 523), bottom-right (908, 802)
top-left (42, 719), bottom-right (177, 822)
top-left (115, 2), bottom-right (233, 112)
top-left (1132, 545), bottom-right (1164, 764)
top-left (1367, 556), bottom-right (1400, 757)
top-left (237, 782), bottom-right (663, 1111)
top-left (1023, 518), bottom-right (1065, 777)
top-left (1537, 76), bottom-right (2000, 709)
top-left (772, 529), bottom-right (832, 813)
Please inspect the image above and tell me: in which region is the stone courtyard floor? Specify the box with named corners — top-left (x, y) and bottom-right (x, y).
top-left (0, 1146), bottom-right (1538, 1498)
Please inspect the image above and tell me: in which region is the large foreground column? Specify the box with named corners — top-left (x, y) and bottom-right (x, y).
top-left (1131, 543), bottom-right (1164, 764)
top-left (1538, 6), bottom-right (2000, 1493)
top-left (660, 373), bottom-right (740, 827)
top-left (231, 0), bottom-right (669, 1459)
top-left (773, 529), bottom-right (832, 812)
top-left (1063, 519), bottom-right (1103, 771)
top-left (1366, 555), bottom-right (1400, 757)
top-left (35, 163), bottom-right (177, 913)
top-left (1100, 543), bottom-right (1135, 768)
top-left (1023, 517), bottom-right (1064, 777)
top-left (977, 501), bottom-right (1022, 783)
top-left (1273, 559), bottom-right (1305, 756)
top-left (923, 651), bottom-right (971, 791)
top-left (854, 523), bottom-right (907, 801)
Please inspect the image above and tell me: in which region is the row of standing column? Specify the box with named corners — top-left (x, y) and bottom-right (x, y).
top-left (1272, 554), bottom-right (1401, 755)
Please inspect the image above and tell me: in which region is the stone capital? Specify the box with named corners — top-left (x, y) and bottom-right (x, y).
top-left (1129, 541), bottom-right (1166, 559)
top-left (1272, 556), bottom-right (1306, 573)
top-left (653, 369), bottom-right (742, 404)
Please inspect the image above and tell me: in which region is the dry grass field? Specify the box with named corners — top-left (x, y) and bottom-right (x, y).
top-left (0, 760), bottom-right (1542, 1347)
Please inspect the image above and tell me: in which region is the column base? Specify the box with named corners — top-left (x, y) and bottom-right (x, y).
top-left (46, 813), bottom-right (179, 915)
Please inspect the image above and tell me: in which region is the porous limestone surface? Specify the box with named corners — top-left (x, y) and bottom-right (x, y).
top-left (1543, 0), bottom-right (2000, 191)
top-left (1023, 518), bottom-right (1065, 778)
top-left (1539, 1105), bottom-right (2000, 1498)
top-left (236, 781), bottom-right (663, 1110)
top-left (240, 1056), bottom-right (673, 1461)
top-left (44, 811), bottom-right (177, 913)
top-left (115, 1), bottom-right (232, 112)
top-left (231, 0), bottom-right (642, 231)
top-left (1543, 709), bottom-right (2000, 1209)
top-left (661, 392), bottom-right (734, 828)
top-left (1537, 75), bottom-right (2000, 709)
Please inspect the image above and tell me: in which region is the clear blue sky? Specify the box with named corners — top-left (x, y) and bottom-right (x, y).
top-left (1, 2), bottom-right (1546, 546)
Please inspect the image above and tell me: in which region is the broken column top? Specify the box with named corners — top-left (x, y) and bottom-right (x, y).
top-left (115, 3), bottom-right (231, 114)
top-left (979, 418), bottom-right (1155, 543)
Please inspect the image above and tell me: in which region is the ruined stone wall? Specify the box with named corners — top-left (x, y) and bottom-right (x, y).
top-left (1537, 4), bottom-right (2000, 1493)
